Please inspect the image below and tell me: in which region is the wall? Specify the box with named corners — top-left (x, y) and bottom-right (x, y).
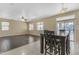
top-left (28, 10), bottom-right (79, 43)
top-left (0, 18), bottom-right (27, 37)
top-left (29, 16), bottom-right (56, 36)
top-left (75, 11), bottom-right (79, 43)
top-left (0, 10), bottom-right (79, 43)
top-left (28, 10), bottom-right (78, 36)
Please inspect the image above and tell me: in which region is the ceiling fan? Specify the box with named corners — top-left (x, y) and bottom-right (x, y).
top-left (21, 16), bottom-right (28, 22)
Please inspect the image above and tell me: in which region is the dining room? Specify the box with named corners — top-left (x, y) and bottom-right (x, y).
top-left (0, 3), bottom-right (79, 55)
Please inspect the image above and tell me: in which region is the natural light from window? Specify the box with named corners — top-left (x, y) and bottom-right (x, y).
top-left (37, 22), bottom-right (44, 30)
top-left (29, 24), bottom-right (34, 30)
top-left (1, 22), bottom-right (9, 31)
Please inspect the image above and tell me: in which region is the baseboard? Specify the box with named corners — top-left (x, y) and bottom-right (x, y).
top-left (0, 34), bottom-right (40, 38)
top-left (25, 34), bottom-right (40, 37)
top-left (0, 34), bottom-right (27, 38)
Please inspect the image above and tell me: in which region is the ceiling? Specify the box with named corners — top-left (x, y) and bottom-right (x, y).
top-left (0, 3), bottom-right (79, 21)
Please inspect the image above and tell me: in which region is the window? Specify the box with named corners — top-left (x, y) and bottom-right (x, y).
top-left (37, 22), bottom-right (44, 30)
top-left (29, 24), bottom-right (34, 30)
top-left (1, 22), bottom-right (9, 31)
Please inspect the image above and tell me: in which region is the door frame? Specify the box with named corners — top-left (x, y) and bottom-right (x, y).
top-left (56, 19), bottom-right (76, 42)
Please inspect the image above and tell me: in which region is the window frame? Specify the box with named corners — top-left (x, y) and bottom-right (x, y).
top-left (29, 24), bottom-right (34, 31)
top-left (1, 22), bottom-right (9, 31)
top-left (37, 22), bottom-right (44, 30)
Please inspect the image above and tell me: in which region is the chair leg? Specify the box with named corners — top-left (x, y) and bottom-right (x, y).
top-left (58, 46), bottom-right (61, 55)
top-left (45, 41), bottom-right (46, 55)
top-left (50, 42), bottom-right (53, 53)
top-left (54, 46), bottom-right (57, 55)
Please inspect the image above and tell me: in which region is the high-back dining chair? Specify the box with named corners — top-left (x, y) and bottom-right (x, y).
top-left (44, 30), bottom-right (62, 55)
top-left (44, 30), bottom-right (67, 55)
top-left (44, 30), bottom-right (55, 55)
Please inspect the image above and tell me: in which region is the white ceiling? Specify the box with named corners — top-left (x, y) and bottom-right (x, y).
top-left (0, 3), bottom-right (79, 21)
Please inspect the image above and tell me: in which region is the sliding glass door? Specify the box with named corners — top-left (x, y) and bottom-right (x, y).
top-left (57, 20), bottom-right (75, 41)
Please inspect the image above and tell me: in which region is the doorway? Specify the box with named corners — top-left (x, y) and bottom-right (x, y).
top-left (56, 20), bottom-right (75, 41)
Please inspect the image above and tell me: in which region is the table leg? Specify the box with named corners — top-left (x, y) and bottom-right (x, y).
top-left (40, 34), bottom-right (44, 54)
top-left (61, 38), bottom-right (65, 55)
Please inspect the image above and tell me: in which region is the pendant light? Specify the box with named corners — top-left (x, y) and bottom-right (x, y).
top-left (59, 3), bottom-right (68, 14)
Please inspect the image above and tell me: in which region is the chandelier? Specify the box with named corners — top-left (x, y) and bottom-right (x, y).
top-left (59, 3), bottom-right (68, 14)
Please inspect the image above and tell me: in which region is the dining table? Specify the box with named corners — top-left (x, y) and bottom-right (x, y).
top-left (40, 33), bottom-right (69, 55)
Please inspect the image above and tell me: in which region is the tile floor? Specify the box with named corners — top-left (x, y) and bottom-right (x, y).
top-left (0, 35), bottom-right (39, 54)
top-left (0, 35), bottom-right (79, 55)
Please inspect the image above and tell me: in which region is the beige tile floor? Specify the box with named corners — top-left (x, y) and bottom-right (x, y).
top-left (70, 41), bottom-right (79, 55)
top-left (1, 40), bottom-right (79, 55)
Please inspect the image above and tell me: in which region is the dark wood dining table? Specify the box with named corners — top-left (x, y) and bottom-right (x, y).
top-left (40, 34), bottom-right (68, 55)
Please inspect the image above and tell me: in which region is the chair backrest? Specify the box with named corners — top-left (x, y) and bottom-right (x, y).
top-left (43, 30), bottom-right (55, 44)
top-left (44, 30), bottom-right (54, 37)
top-left (44, 30), bottom-right (54, 35)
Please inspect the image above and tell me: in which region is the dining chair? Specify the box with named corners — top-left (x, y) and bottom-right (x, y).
top-left (44, 30), bottom-right (62, 55)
